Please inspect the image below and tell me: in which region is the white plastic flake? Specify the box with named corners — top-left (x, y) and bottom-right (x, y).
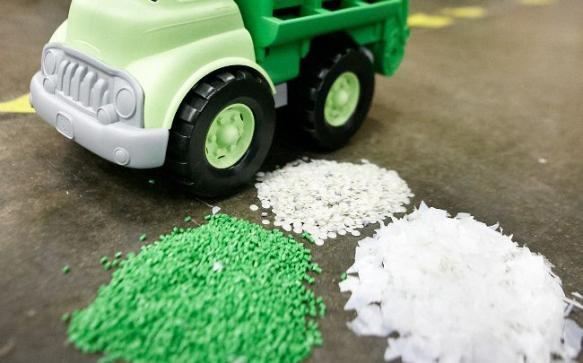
top-left (212, 261), bottom-right (223, 272)
top-left (211, 206), bottom-right (221, 215)
top-left (342, 203), bottom-right (583, 363)
top-left (255, 159), bottom-right (413, 245)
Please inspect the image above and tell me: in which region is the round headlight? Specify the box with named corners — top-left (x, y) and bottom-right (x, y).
top-left (43, 50), bottom-right (58, 75)
top-left (115, 87), bottom-right (136, 119)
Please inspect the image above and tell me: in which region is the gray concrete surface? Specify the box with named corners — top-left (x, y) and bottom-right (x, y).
top-left (1, 0), bottom-right (582, 362)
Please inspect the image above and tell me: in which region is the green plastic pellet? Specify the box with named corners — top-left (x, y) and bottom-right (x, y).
top-left (100, 257), bottom-right (109, 265)
top-left (341, 272), bottom-right (348, 281)
top-left (67, 214), bottom-right (325, 363)
top-left (302, 232), bottom-right (316, 244)
top-left (103, 262), bottom-right (112, 271)
top-left (114, 252), bottom-right (123, 259)
top-left (61, 312), bottom-right (70, 322)
top-left (97, 355), bottom-right (118, 363)
top-left (148, 179), bottom-right (156, 185)
top-left (62, 265), bottom-right (71, 274)
top-left (184, 216), bottom-right (192, 223)
top-left (139, 234), bottom-right (147, 242)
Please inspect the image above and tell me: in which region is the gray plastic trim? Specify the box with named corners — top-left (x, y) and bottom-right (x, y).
top-left (274, 83), bottom-right (288, 108)
top-left (31, 72), bottom-right (168, 169)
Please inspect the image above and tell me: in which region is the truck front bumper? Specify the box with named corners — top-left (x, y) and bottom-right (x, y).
top-left (30, 72), bottom-right (168, 169)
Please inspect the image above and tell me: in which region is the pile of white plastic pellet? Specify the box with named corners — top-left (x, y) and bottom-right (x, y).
top-left (253, 159), bottom-right (413, 245)
top-left (340, 203), bottom-right (583, 362)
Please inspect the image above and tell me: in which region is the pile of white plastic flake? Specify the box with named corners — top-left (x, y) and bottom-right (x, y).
top-left (341, 203), bottom-right (583, 363)
top-left (254, 159), bottom-right (413, 245)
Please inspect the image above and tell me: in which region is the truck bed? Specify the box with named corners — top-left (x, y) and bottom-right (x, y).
top-left (235, 0), bottom-right (408, 84)
top-left (246, 0), bottom-right (402, 48)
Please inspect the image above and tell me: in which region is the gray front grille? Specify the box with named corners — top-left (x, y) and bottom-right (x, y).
top-left (56, 58), bottom-right (111, 111)
top-left (41, 44), bottom-right (144, 127)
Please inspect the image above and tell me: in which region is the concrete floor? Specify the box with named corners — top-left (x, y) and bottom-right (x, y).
top-left (1, 0), bottom-right (582, 362)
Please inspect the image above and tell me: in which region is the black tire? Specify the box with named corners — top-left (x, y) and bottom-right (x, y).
top-left (289, 41), bottom-right (375, 150)
top-left (165, 69), bottom-right (275, 198)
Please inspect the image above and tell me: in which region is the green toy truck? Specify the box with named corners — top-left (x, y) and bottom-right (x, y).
top-left (30, 0), bottom-right (409, 196)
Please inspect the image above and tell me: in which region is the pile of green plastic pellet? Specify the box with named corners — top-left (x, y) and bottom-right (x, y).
top-left (67, 214), bottom-right (325, 363)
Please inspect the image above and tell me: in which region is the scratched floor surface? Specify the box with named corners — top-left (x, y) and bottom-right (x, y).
top-left (1, 0), bottom-right (582, 362)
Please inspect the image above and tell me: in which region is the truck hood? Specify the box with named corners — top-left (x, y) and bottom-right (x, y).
top-left (65, 0), bottom-right (241, 67)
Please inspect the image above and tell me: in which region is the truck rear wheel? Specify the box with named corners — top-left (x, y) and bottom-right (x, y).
top-left (290, 45), bottom-right (375, 150)
top-left (166, 69), bottom-right (275, 197)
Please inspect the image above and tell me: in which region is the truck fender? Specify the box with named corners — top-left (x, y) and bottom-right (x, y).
top-left (125, 29), bottom-right (275, 130)
top-left (165, 58), bottom-right (276, 130)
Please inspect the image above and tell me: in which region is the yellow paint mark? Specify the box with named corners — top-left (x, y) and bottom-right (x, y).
top-left (519, 0), bottom-right (556, 5)
top-left (0, 94), bottom-right (34, 114)
top-left (441, 6), bottom-right (487, 19)
top-left (408, 13), bottom-right (454, 29)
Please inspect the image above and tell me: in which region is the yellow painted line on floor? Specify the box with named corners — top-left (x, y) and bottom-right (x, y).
top-left (441, 6), bottom-right (487, 19)
top-left (408, 13), bottom-right (454, 29)
top-left (0, 94), bottom-right (34, 114)
top-left (519, 0), bottom-right (556, 5)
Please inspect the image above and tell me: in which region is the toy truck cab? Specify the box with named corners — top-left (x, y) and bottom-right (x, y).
top-left (31, 0), bottom-right (408, 197)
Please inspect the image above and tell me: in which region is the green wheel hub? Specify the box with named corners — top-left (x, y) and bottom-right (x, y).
top-left (324, 72), bottom-right (361, 127)
top-left (205, 103), bottom-right (255, 169)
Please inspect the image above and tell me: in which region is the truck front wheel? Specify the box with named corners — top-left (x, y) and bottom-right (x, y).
top-left (166, 70), bottom-right (275, 197)
top-left (290, 46), bottom-right (375, 150)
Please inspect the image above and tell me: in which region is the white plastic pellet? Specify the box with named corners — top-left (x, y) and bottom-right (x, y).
top-left (255, 159), bottom-right (412, 245)
top-left (249, 204), bottom-right (259, 212)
